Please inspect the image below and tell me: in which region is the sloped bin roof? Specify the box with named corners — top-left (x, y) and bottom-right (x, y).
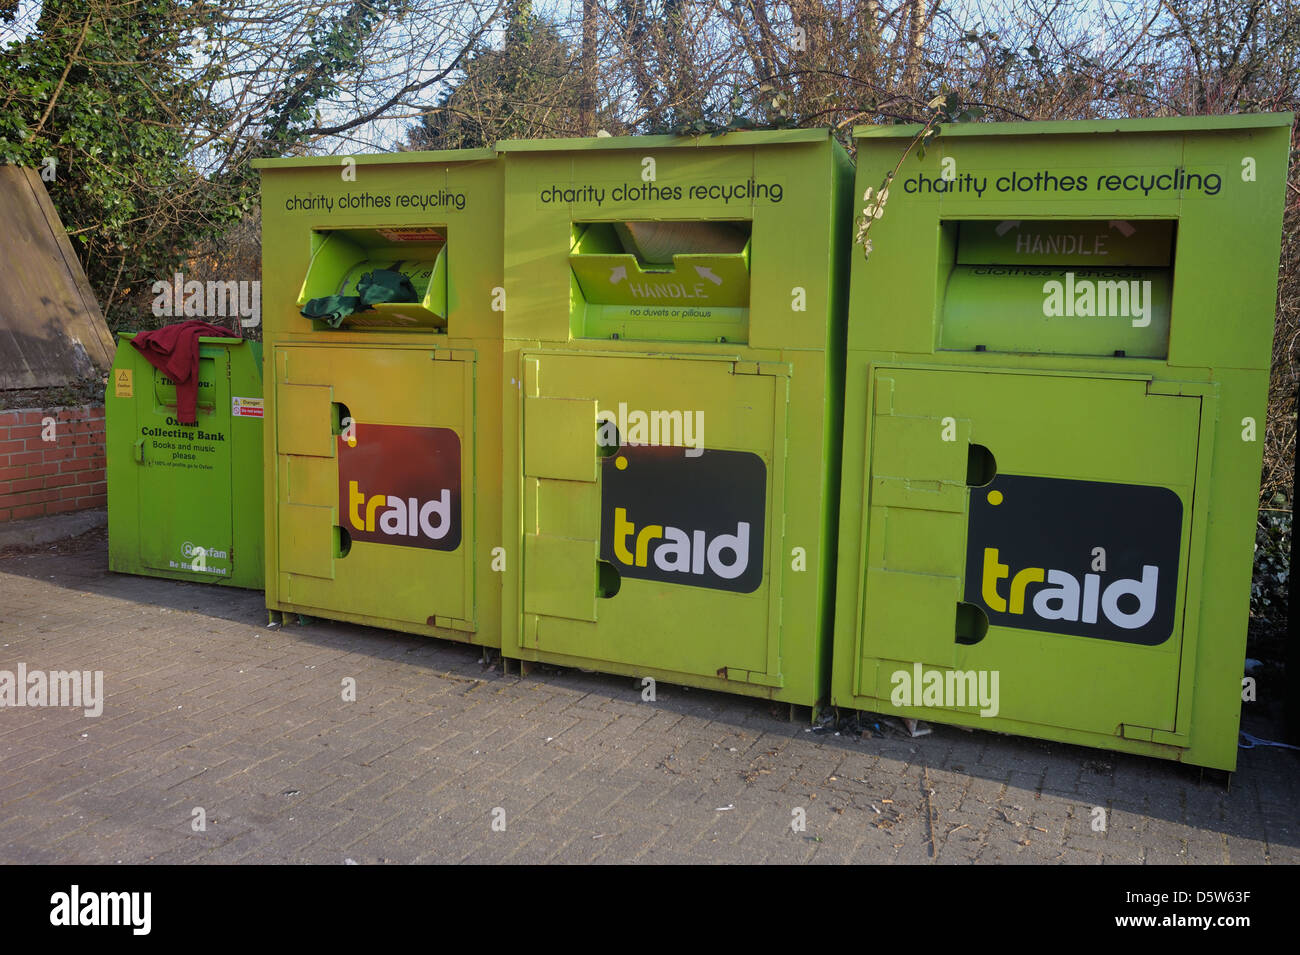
top-left (0, 165), bottom-right (115, 390)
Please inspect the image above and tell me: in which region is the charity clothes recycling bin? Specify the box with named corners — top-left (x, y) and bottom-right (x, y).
top-left (499, 130), bottom-right (854, 707)
top-left (830, 114), bottom-right (1293, 770)
top-left (255, 150), bottom-right (504, 645)
top-left (106, 333), bottom-right (264, 588)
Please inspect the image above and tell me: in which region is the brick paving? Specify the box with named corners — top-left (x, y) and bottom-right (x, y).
top-left (0, 530), bottom-right (1296, 864)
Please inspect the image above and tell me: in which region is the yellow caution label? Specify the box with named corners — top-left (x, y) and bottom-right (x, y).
top-left (114, 368), bottom-right (133, 398)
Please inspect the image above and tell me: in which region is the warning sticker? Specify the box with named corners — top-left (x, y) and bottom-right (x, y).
top-left (378, 227), bottom-right (445, 243)
top-left (232, 396), bottom-right (264, 419)
top-left (114, 368), bottom-right (133, 398)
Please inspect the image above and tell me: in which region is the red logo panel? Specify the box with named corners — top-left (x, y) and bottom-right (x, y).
top-left (338, 423), bottom-right (461, 551)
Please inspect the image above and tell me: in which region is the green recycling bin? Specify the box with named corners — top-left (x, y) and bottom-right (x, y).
top-left (830, 114), bottom-right (1293, 770)
top-left (500, 130), bottom-right (854, 707)
top-left (106, 333), bottom-right (265, 587)
top-left (254, 150), bottom-right (505, 646)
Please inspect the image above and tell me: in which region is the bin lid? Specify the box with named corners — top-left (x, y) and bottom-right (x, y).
top-left (496, 128), bottom-right (838, 153)
top-left (853, 112), bottom-right (1294, 141)
top-left (253, 147), bottom-right (497, 170)
top-left (119, 332), bottom-right (249, 346)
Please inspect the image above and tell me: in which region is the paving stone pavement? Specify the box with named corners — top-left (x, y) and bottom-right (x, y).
top-left (0, 531), bottom-right (1296, 864)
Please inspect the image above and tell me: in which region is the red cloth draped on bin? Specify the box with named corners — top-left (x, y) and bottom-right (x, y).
top-left (130, 321), bottom-right (241, 425)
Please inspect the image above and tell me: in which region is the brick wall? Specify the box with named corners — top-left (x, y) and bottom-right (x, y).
top-left (0, 405), bottom-right (106, 523)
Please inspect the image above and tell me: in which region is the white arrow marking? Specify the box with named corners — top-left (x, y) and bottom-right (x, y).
top-left (995, 220), bottom-right (1021, 236)
top-left (695, 266), bottom-right (723, 286)
top-left (1108, 220), bottom-right (1135, 236)
top-left (609, 265), bottom-right (627, 284)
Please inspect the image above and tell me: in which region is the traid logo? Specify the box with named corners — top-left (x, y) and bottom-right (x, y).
top-left (337, 423), bottom-right (461, 552)
top-left (963, 475), bottom-right (1182, 646)
top-left (600, 445), bottom-right (765, 593)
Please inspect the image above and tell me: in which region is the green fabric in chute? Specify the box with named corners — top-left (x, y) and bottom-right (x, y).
top-left (300, 295), bottom-right (359, 328)
top-left (356, 269), bottom-right (418, 307)
top-left (301, 268), bottom-right (419, 328)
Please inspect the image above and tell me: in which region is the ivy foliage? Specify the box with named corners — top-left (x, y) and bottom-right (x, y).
top-left (0, 0), bottom-right (384, 331)
top-left (0, 2), bottom-right (236, 325)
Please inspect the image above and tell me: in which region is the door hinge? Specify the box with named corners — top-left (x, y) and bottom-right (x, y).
top-left (733, 361), bottom-right (791, 378)
top-left (1121, 723), bottom-right (1188, 747)
top-left (716, 666), bottom-right (782, 688)
top-left (1120, 723), bottom-right (1154, 742)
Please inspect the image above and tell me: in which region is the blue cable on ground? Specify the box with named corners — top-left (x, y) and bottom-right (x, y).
top-left (1239, 731), bottom-right (1300, 751)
